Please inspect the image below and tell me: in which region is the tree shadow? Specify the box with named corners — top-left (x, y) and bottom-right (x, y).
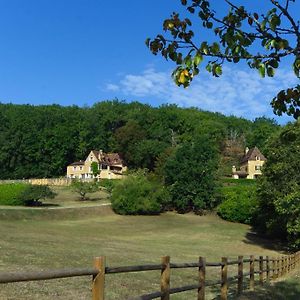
top-left (235, 279), bottom-right (300, 300)
top-left (207, 277), bottom-right (300, 300)
top-left (243, 231), bottom-right (287, 252)
top-left (26, 201), bottom-right (60, 207)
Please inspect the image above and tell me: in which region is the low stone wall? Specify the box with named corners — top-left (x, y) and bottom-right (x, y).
top-left (0, 178), bottom-right (72, 186)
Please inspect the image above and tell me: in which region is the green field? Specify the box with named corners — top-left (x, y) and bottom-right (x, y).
top-left (0, 184), bottom-right (299, 299)
top-left (0, 202), bottom-right (293, 300)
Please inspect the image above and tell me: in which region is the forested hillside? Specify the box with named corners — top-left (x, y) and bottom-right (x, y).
top-left (0, 100), bottom-right (279, 179)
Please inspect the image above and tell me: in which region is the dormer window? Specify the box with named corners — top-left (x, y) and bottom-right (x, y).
top-left (255, 156), bottom-right (260, 161)
top-left (90, 156), bottom-right (93, 161)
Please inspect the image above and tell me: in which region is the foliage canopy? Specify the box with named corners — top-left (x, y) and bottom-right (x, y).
top-left (164, 134), bottom-right (220, 213)
top-left (147, 0), bottom-right (300, 118)
top-left (255, 121), bottom-right (300, 249)
top-left (111, 171), bottom-right (169, 215)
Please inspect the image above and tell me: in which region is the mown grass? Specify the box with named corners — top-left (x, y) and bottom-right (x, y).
top-left (0, 208), bottom-right (289, 300)
top-left (237, 268), bottom-right (300, 300)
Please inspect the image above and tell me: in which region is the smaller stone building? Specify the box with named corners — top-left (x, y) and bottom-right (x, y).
top-left (232, 147), bottom-right (266, 179)
top-left (67, 150), bottom-right (127, 180)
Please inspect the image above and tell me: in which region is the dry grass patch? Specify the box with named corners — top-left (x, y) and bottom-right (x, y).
top-left (0, 212), bottom-right (287, 299)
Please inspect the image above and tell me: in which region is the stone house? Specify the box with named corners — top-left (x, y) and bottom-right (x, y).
top-left (232, 147), bottom-right (266, 179)
top-left (66, 150), bottom-right (127, 180)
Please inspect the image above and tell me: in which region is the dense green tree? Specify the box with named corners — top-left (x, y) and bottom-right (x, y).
top-left (245, 117), bottom-right (279, 151)
top-left (147, 0), bottom-right (300, 118)
top-left (255, 121), bottom-right (300, 249)
top-left (164, 134), bottom-right (220, 213)
top-left (111, 171), bottom-right (169, 215)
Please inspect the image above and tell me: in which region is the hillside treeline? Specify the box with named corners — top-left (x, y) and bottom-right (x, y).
top-left (0, 100), bottom-right (279, 179)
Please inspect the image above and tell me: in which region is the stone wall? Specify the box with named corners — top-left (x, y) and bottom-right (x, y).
top-left (0, 178), bottom-right (73, 186)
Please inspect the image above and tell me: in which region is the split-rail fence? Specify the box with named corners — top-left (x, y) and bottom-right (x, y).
top-left (0, 252), bottom-right (299, 299)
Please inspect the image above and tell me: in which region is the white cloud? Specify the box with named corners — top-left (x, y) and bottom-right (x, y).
top-left (106, 83), bottom-right (120, 92)
top-left (105, 66), bottom-right (299, 120)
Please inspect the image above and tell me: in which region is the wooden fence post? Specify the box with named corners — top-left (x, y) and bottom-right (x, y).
top-left (249, 255), bottom-right (254, 291)
top-left (272, 257), bottom-right (276, 280)
top-left (266, 256), bottom-right (270, 283)
top-left (237, 256), bottom-right (243, 295)
top-left (259, 256), bottom-right (263, 285)
top-left (92, 256), bottom-right (105, 300)
top-left (285, 256), bottom-right (288, 275)
top-left (281, 256), bottom-right (284, 276)
top-left (198, 257), bottom-right (206, 300)
top-left (277, 257), bottom-right (280, 278)
top-left (221, 257), bottom-right (228, 300)
top-left (161, 256), bottom-right (170, 300)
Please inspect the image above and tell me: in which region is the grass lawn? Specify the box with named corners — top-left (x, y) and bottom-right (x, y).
top-left (0, 207), bottom-right (293, 300)
top-left (237, 268), bottom-right (300, 300)
top-left (44, 185), bottom-right (110, 207)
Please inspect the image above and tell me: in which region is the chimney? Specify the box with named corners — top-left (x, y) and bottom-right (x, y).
top-left (245, 147), bottom-right (249, 154)
top-left (99, 149), bottom-right (103, 161)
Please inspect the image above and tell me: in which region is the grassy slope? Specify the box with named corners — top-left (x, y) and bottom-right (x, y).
top-left (0, 210), bottom-right (289, 300)
top-left (237, 268), bottom-right (300, 300)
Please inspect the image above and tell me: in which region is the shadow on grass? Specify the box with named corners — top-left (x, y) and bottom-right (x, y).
top-left (243, 231), bottom-right (286, 252)
top-left (207, 277), bottom-right (300, 300)
top-left (27, 202), bottom-right (60, 207)
top-left (236, 279), bottom-right (300, 300)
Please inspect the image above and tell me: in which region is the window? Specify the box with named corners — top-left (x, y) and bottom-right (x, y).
top-left (90, 156), bottom-right (93, 161)
top-left (73, 166), bottom-right (77, 171)
top-left (79, 166), bottom-right (83, 170)
top-left (255, 165), bottom-right (261, 171)
top-left (255, 156), bottom-right (260, 161)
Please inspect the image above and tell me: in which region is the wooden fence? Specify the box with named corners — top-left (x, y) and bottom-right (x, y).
top-left (0, 252), bottom-right (299, 299)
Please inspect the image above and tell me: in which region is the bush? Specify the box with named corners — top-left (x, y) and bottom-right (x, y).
top-left (19, 185), bottom-right (56, 206)
top-left (99, 179), bottom-right (119, 194)
top-left (111, 172), bottom-right (169, 215)
top-left (0, 183), bottom-right (28, 205)
top-left (70, 180), bottom-right (99, 201)
top-left (0, 184), bottom-right (55, 206)
top-left (217, 184), bottom-right (258, 224)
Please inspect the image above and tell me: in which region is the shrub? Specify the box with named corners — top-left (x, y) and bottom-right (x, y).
top-left (0, 184), bottom-right (55, 206)
top-left (99, 179), bottom-right (119, 194)
top-left (0, 183), bottom-right (28, 205)
top-left (217, 184), bottom-right (258, 224)
top-left (19, 185), bottom-right (56, 206)
top-left (70, 180), bottom-right (99, 200)
top-left (111, 172), bottom-right (169, 215)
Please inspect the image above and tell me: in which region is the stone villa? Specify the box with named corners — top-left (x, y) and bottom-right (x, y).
top-left (232, 147), bottom-right (266, 179)
top-left (67, 150), bottom-right (127, 180)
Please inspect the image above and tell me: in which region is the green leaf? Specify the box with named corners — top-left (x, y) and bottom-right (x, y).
top-left (215, 65), bottom-right (222, 76)
top-left (267, 67), bottom-right (275, 77)
top-left (258, 64), bottom-right (266, 78)
top-left (194, 52), bottom-right (203, 66)
top-left (206, 22), bottom-right (213, 29)
top-left (206, 63), bottom-right (212, 72)
top-left (145, 38), bottom-right (150, 47)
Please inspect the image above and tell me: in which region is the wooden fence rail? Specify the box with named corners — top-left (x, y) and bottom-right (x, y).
top-left (0, 251), bottom-right (299, 299)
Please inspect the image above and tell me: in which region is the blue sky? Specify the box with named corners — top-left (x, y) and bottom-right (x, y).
top-left (0, 0), bottom-right (299, 124)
